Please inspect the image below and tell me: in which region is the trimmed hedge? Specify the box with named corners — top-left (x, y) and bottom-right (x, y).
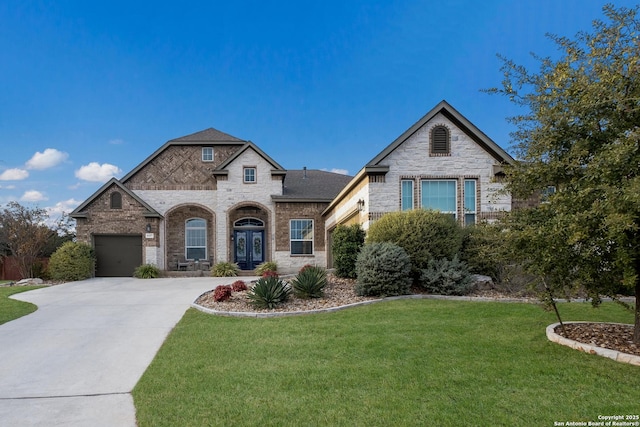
top-left (331, 224), bottom-right (365, 279)
top-left (366, 209), bottom-right (463, 281)
top-left (48, 241), bottom-right (95, 281)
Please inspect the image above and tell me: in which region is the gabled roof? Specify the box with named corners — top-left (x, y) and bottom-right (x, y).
top-left (121, 127), bottom-right (248, 182)
top-left (168, 127), bottom-right (245, 143)
top-left (323, 101), bottom-right (515, 216)
top-left (69, 178), bottom-right (162, 218)
top-left (272, 169), bottom-right (353, 202)
top-left (366, 100), bottom-right (515, 166)
top-left (214, 141), bottom-right (285, 174)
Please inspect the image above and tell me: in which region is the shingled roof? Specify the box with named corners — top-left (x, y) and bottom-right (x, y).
top-left (272, 169), bottom-right (353, 202)
top-left (168, 128), bottom-right (245, 143)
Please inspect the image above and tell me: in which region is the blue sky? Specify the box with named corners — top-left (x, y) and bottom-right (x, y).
top-left (1, 0), bottom-right (635, 220)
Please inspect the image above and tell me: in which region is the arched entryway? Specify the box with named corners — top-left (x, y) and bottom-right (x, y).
top-left (165, 204), bottom-right (215, 270)
top-left (229, 205), bottom-right (269, 271)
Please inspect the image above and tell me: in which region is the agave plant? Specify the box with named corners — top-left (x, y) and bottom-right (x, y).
top-left (291, 266), bottom-right (327, 299)
top-left (247, 276), bottom-right (291, 309)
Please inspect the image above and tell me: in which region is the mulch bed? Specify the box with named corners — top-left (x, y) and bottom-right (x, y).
top-left (555, 322), bottom-right (639, 357)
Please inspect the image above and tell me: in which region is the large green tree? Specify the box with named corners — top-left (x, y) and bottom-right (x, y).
top-left (489, 4), bottom-right (640, 342)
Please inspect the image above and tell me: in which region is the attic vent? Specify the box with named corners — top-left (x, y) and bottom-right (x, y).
top-left (431, 126), bottom-right (450, 155)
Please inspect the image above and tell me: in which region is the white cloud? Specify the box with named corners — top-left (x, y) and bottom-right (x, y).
top-left (48, 198), bottom-right (81, 215)
top-left (20, 190), bottom-right (47, 202)
top-left (26, 148), bottom-right (69, 170)
top-left (75, 162), bottom-right (122, 182)
top-left (0, 184), bottom-right (17, 189)
top-left (109, 138), bottom-right (124, 145)
top-left (0, 168), bottom-right (29, 181)
top-left (322, 168), bottom-right (349, 175)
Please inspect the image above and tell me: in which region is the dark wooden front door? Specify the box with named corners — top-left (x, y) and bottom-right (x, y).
top-left (234, 230), bottom-right (264, 270)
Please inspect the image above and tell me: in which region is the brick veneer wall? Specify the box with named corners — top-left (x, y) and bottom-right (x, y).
top-left (75, 185), bottom-right (156, 245)
top-left (125, 145), bottom-right (241, 190)
top-left (274, 202), bottom-right (329, 252)
top-left (165, 205), bottom-right (215, 269)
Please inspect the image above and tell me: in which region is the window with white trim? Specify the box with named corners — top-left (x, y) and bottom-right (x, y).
top-left (401, 180), bottom-right (414, 211)
top-left (421, 180), bottom-right (457, 218)
top-left (464, 179), bottom-right (477, 226)
top-left (185, 218), bottom-right (207, 260)
top-left (202, 147), bottom-right (214, 162)
top-left (244, 167), bottom-right (256, 183)
top-left (290, 219), bottom-right (313, 255)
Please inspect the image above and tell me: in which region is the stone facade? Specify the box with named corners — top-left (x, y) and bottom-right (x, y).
top-left (324, 101), bottom-right (515, 245)
top-left (72, 101), bottom-right (516, 277)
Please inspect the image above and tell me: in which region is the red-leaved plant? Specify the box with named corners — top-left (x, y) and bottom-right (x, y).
top-left (213, 285), bottom-right (233, 302)
top-left (261, 270), bottom-right (279, 279)
top-left (231, 280), bottom-right (248, 292)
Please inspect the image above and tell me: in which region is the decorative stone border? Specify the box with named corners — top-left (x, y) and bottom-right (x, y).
top-left (546, 322), bottom-right (640, 367)
top-left (190, 293), bottom-right (536, 318)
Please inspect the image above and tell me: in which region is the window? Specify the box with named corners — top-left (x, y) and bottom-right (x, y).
top-left (110, 192), bottom-right (122, 209)
top-left (185, 218), bottom-right (207, 260)
top-left (244, 167), bottom-right (256, 183)
top-left (464, 180), bottom-right (476, 226)
top-left (202, 147), bottom-right (214, 162)
top-left (421, 180), bottom-right (457, 217)
top-left (430, 126), bottom-right (450, 154)
top-left (290, 219), bottom-right (313, 255)
top-left (401, 180), bottom-right (414, 211)
top-left (541, 186), bottom-right (556, 203)
top-left (234, 218), bottom-right (264, 227)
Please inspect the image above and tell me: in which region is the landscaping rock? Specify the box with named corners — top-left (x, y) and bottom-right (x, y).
top-left (15, 278), bottom-right (44, 286)
top-left (470, 274), bottom-right (493, 290)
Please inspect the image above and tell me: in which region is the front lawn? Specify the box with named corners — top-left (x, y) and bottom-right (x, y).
top-left (0, 286), bottom-right (42, 325)
top-left (133, 300), bottom-right (638, 426)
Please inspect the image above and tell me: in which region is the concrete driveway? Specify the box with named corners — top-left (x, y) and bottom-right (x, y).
top-left (0, 277), bottom-right (251, 427)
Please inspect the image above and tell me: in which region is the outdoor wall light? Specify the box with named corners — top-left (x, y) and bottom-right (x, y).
top-left (357, 199), bottom-right (365, 212)
top-left (146, 223), bottom-right (152, 233)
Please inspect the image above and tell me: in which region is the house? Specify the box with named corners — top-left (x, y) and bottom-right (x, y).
top-left (71, 100), bottom-right (514, 277)
top-left (323, 100), bottom-right (514, 240)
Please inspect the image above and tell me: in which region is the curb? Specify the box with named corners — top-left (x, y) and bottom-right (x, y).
top-left (546, 322), bottom-right (640, 367)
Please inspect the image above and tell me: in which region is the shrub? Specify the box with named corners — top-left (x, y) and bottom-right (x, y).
top-left (48, 241), bottom-right (95, 281)
top-left (355, 242), bottom-right (412, 297)
top-left (459, 222), bottom-right (507, 280)
top-left (420, 256), bottom-right (473, 296)
top-left (291, 266), bottom-right (327, 299)
top-left (211, 262), bottom-right (239, 277)
top-left (213, 285), bottom-right (233, 302)
top-left (366, 209), bottom-right (463, 281)
top-left (255, 261), bottom-right (277, 276)
top-left (133, 264), bottom-right (160, 279)
top-left (247, 276), bottom-right (291, 309)
top-left (231, 280), bottom-right (248, 292)
top-left (332, 224), bottom-right (366, 279)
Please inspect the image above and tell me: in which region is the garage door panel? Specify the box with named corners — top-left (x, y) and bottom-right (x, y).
top-left (94, 235), bottom-right (142, 277)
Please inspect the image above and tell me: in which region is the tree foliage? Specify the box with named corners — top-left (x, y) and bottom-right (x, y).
top-left (487, 4), bottom-right (640, 341)
top-left (0, 202), bottom-right (54, 279)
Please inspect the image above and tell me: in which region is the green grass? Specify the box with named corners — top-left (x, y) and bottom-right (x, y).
top-left (133, 300), bottom-right (638, 427)
top-left (0, 286), bottom-right (42, 325)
